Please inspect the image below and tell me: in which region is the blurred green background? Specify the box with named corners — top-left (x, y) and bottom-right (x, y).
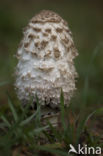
top-left (0, 0), bottom-right (103, 113)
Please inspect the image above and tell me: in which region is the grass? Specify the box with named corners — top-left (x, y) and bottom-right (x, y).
top-left (0, 88), bottom-right (103, 156)
top-left (0, 1), bottom-right (103, 155)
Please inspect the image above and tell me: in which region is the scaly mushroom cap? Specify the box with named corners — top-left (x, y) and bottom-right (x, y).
top-left (15, 10), bottom-right (78, 108)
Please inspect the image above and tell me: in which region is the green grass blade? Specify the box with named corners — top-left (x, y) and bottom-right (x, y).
top-left (47, 121), bottom-right (62, 141)
top-left (20, 104), bottom-right (41, 126)
top-left (1, 116), bottom-right (11, 128)
top-left (8, 96), bottom-right (18, 122)
top-left (19, 97), bottom-right (34, 120)
top-left (76, 107), bottom-right (103, 143)
top-left (64, 123), bottom-right (74, 145)
top-left (85, 107), bottom-right (103, 125)
top-left (76, 117), bottom-right (86, 143)
top-left (33, 125), bottom-right (49, 133)
top-left (29, 125), bottom-right (49, 136)
top-left (60, 89), bottom-right (66, 131)
top-left (20, 111), bottom-right (38, 126)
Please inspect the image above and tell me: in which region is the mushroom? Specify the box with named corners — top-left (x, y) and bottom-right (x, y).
top-left (15, 10), bottom-right (78, 126)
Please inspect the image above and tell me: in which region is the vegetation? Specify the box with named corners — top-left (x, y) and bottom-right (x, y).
top-left (0, 1), bottom-right (103, 155)
top-left (0, 85), bottom-right (103, 155)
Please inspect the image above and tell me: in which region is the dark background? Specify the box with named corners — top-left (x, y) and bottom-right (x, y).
top-left (0, 0), bottom-right (103, 113)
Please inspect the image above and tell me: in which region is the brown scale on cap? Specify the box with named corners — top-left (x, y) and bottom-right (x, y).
top-left (24, 48), bottom-right (31, 53)
top-left (38, 66), bottom-right (54, 72)
top-left (41, 40), bottom-right (48, 49)
top-left (25, 87), bottom-right (31, 92)
top-left (31, 51), bottom-right (38, 57)
top-left (31, 10), bottom-right (67, 25)
top-left (44, 50), bottom-right (52, 58)
top-left (16, 54), bottom-right (21, 60)
top-left (35, 42), bottom-right (40, 48)
top-left (34, 40), bottom-right (48, 50)
top-left (26, 72), bottom-right (31, 78)
top-left (66, 43), bottom-right (78, 57)
top-left (63, 36), bottom-right (69, 44)
top-left (42, 32), bottom-right (48, 37)
top-left (56, 28), bottom-right (63, 33)
top-left (54, 48), bottom-right (61, 58)
top-left (33, 27), bottom-right (41, 32)
top-left (45, 28), bottom-right (52, 33)
top-left (28, 34), bottom-right (35, 39)
top-left (24, 42), bottom-right (30, 48)
top-left (51, 35), bottom-right (57, 41)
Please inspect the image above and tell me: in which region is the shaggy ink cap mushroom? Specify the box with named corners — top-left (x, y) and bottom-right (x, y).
top-left (15, 10), bottom-right (78, 109)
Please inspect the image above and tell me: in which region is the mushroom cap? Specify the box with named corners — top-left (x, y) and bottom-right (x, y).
top-left (15, 10), bottom-right (78, 108)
